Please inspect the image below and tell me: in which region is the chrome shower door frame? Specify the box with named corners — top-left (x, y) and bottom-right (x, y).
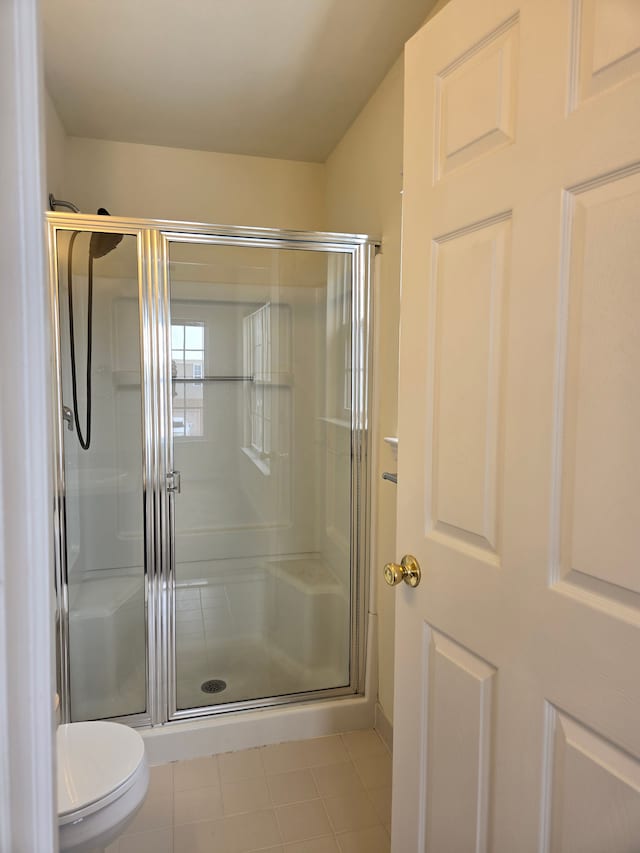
top-left (48, 213), bottom-right (158, 726)
top-left (158, 227), bottom-right (376, 722)
top-left (49, 212), bottom-right (378, 727)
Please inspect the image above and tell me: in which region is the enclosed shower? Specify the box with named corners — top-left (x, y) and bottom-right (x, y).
top-left (49, 212), bottom-right (376, 730)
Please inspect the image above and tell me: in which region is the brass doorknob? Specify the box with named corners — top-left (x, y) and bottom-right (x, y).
top-left (384, 554), bottom-right (421, 588)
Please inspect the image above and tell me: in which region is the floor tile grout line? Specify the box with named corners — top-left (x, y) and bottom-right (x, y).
top-left (352, 756), bottom-right (391, 795)
top-left (159, 731), bottom-right (390, 852)
top-left (318, 793), bottom-right (341, 842)
top-left (267, 798), bottom-right (287, 848)
top-left (265, 764), bottom-right (321, 810)
top-left (274, 798), bottom-right (337, 849)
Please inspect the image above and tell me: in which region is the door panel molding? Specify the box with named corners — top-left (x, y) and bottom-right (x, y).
top-left (421, 625), bottom-right (497, 853)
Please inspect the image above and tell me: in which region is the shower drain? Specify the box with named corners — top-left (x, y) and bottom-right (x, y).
top-left (201, 679), bottom-right (227, 695)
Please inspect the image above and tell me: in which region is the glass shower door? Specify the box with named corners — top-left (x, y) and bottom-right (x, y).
top-left (55, 227), bottom-right (147, 721)
top-left (166, 239), bottom-right (356, 713)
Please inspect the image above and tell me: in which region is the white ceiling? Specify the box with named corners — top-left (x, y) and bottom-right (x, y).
top-left (43, 0), bottom-right (438, 163)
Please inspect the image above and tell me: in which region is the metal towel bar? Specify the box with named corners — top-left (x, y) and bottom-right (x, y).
top-left (172, 376), bottom-right (253, 382)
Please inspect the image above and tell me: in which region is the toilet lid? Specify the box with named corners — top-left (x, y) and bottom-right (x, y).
top-left (57, 721), bottom-right (146, 818)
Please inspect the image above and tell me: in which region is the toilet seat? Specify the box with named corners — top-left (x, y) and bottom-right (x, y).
top-left (57, 721), bottom-right (146, 824)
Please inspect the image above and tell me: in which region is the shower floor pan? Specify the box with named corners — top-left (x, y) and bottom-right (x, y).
top-left (175, 635), bottom-right (346, 710)
top-left (174, 554), bottom-right (350, 710)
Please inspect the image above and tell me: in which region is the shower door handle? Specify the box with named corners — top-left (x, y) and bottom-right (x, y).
top-left (167, 470), bottom-right (181, 494)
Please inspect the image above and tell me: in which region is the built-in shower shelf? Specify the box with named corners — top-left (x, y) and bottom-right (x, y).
top-left (69, 574), bottom-right (143, 619)
top-left (266, 558), bottom-right (345, 595)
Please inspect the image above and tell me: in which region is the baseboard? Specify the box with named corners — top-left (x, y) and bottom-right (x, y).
top-left (374, 701), bottom-right (393, 753)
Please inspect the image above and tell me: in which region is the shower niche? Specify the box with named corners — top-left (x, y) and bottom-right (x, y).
top-left (49, 213), bottom-right (375, 727)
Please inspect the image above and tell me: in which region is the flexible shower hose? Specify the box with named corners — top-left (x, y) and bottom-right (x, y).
top-left (66, 231), bottom-right (94, 450)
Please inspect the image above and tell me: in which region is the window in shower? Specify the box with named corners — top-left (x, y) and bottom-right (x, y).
top-left (324, 254), bottom-right (354, 424)
top-left (244, 305), bottom-right (271, 470)
top-left (344, 335), bottom-right (352, 413)
top-left (242, 303), bottom-right (292, 475)
top-left (171, 321), bottom-right (205, 438)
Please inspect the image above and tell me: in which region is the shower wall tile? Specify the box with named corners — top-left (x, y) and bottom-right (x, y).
top-left (174, 587), bottom-right (201, 601)
top-left (199, 585), bottom-right (230, 603)
top-left (175, 609), bottom-right (204, 624)
top-left (176, 597), bottom-right (202, 611)
top-left (176, 619), bottom-right (206, 636)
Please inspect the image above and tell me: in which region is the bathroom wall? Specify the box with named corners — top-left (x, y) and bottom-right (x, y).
top-left (324, 56), bottom-right (405, 725)
top-left (44, 89), bottom-right (66, 200)
top-left (63, 135), bottom-right (326, 230)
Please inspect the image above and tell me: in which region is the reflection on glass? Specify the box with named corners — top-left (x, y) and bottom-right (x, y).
top-left (172, 321), bottom-right (205, 437)
top-left (57, 230), bottom-right (146, 721)
top-left (168, 243), bottom-right (353, 710)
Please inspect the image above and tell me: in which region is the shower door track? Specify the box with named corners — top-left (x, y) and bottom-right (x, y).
top-left (48, 212), bottom-right (378, 728)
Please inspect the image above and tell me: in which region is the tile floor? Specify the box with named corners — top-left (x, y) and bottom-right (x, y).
top-left (104, 729), bottom-right (392, 853)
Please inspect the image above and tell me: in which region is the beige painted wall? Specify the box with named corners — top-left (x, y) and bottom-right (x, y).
top-left (325, 56), bottom-right (404, 724)
top-left (45, 90), bottom-right (66, 201)
top-left (62, 136), bottom-right (326, 230)
top-left (422, 0), bottom-right (453, 23)
top-left (320, 0), bottom-right (453, 732)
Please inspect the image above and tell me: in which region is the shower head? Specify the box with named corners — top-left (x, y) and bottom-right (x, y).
top-left (89, 208), bottom-right (123, 258)
top-left (89, 231), bottom-right (123, 258)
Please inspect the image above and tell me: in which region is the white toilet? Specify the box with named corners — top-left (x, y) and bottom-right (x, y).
top-left (57, 721), bottom-right (149, 853)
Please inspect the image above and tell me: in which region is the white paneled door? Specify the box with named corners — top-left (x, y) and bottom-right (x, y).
top-left (392, 0), bottom-right (640, 850)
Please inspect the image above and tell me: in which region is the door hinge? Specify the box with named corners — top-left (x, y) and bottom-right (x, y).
top-left (166, 470), bottom-right (181, 494)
